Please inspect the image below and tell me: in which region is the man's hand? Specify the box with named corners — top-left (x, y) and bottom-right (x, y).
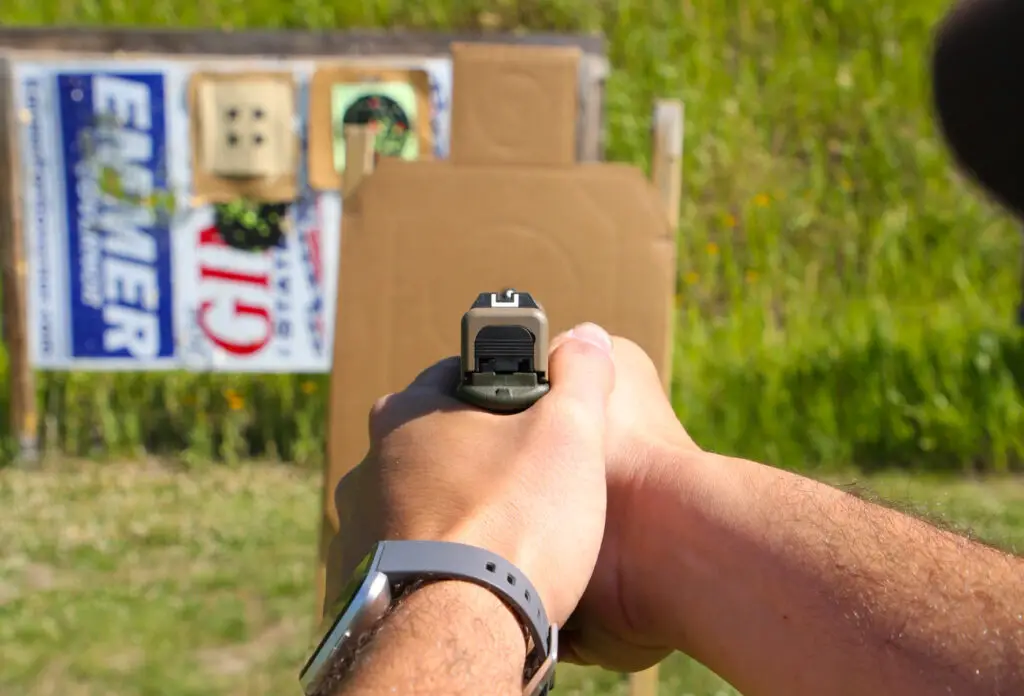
top-left (562, 339), bottom-right (1024, 696)
top-left (561, 337), bottom-right (697, 671)
top-left (323, 322), bottom-right (617, 691)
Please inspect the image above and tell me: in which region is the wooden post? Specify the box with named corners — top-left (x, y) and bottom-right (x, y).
top-left (627, 98), bottom-right (684, 696)
top-left (0, 55), bottom-right (39, 466)
top-left (315, 124), bottom-right (377, 621)
top-left (650, 100), bottom-right (684, 228)
top-left (341, 124), bottom-right (377, 199)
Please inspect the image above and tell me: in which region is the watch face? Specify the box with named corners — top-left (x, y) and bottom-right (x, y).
top-left (299, 546), bottom-right (390, 694)
top-left (323, 549), bottom-right (377, 629)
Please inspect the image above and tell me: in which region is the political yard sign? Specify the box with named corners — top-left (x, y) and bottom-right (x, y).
top-left (19, 70), bottom-right (178, 369)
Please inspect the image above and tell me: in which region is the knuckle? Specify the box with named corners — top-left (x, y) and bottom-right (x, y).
top-left (613, 337), bottom-right (659, 373)
top-left (367, 394), bottom-right (394, 435)
top-left (333, 468), bottom-right (355, 515)
top-left (370, 394), bottom-right (392, 418)
top-left (613, 336), bottom-right (643, 356)
top-left (551, 341), bottom-right (614, 381)
top-left (613, 336), bottom-right (648, 363)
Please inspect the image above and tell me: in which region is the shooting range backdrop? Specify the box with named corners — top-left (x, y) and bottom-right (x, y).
top-left (0, 30), bottom-right (608, 380)
top-left (9, 55), bottom-right (453, 373)
top-left (0, 31), bottom-right (672, 696)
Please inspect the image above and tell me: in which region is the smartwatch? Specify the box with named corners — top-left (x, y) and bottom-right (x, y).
top-left (300, 540), bottom-right (558, 696)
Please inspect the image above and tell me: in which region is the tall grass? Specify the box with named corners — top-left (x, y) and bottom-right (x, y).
top-left (2, 0), bottom-right (1023, 472)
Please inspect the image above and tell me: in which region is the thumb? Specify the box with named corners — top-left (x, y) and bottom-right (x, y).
top-left (545, 323), bottom-right (616, 414)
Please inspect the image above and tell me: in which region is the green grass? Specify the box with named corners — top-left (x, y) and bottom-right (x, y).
top-left (1, 460), bottom-right (1022, 696)
top-left (0, 0), bottom-right (1023, 472)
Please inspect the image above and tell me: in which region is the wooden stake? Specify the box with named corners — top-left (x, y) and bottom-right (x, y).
top-left (628, 98), bottom-right (684, 696)
top-left (315, 124), bottom-right (378, 623)
top-left (341, 124), bottom-right (377, 199)
top-left (0, 55), bottom-right (39, 466)
top-left (650, 100), bottom-right (684, 228)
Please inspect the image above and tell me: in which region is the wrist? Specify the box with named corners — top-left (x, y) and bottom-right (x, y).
top-left (424, 524), bottom-right (562, 627)
top-left (624, 441), bottom-right (724, 649)
top-left (406, 580), bottom-right (530, 664)
top-left (341, 580), bottom-right (527, 696)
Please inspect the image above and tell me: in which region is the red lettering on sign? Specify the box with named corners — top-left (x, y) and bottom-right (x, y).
top-left (198, 226), bottom-right (223, 247)
top-left (197, 299), bottom-right (271, 356)
top-left (199, 266), bottom-right (271, 288)
top-left (195, 225), bottom-right (275, 357)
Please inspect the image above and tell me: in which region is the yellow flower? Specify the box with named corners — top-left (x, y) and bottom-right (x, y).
top-left (721, 214), bottom-right (736, 229)
top-left (706, 242), bottom-right (720, 255)
top-left (753, 193), bottom-right (770, 207)
top-left (745, 269), bottom-right (759, 284)
top-left (301, 380), bottom-right (317, 395)
top-left (225, 389), bottom-right (245, 411)
top-left (684, 271), bottom-right (699, 285)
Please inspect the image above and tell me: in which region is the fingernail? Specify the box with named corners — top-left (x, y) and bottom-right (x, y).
top-left (568, 322), bottom-right (613, 353)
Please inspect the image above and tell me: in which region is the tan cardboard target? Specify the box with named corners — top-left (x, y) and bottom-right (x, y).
top-left (188, 71), bottom-right (299, 203)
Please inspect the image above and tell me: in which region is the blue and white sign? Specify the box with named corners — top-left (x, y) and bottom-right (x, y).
top-left (57, 72), bottom-right (177, 363)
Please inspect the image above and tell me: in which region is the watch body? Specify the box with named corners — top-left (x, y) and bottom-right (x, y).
top-left (300, 540), bottom-right (558, 696)
top-left (299, 549), bottom-right (391, 694)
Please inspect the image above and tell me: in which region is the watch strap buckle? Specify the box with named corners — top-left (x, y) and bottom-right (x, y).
top-left (523, 624), bottom-right (558, 696)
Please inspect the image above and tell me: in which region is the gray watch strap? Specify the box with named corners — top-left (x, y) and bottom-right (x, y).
top-left (376, 540), bottom-right (554, 685)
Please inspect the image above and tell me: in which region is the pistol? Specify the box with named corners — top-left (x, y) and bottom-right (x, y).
top-left (456, 289), bottom-right (551, 413)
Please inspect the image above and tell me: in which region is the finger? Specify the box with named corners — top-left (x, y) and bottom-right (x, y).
top-left (368, 385), bottom-right (466, 442)
top-left (557, 632), bottom-right (594, 667)
top-left (561, 630), bottom-right (669, 672)
top-left (406, 356), bottom-right (462, 393)
top-left (367, 357), bottom-right (462, 440)
top-left (548, 331), bottom-right (572, 356)
top-left (545, 322), bottom-right (616, 415)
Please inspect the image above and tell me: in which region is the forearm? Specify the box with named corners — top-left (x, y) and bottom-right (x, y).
top-left (319, 581), bottom-right (526, 696)
top-left (638, 448), bottom-right (1024, 696)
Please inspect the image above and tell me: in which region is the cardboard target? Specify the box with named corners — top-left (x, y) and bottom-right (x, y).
top-left (308, 66), bottom-right (433, 191)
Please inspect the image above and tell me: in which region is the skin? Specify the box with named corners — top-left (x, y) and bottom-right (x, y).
top-left (318, 322), bottom-right (617, 696)
top-left (316, 328), bottom-right (1024, 696)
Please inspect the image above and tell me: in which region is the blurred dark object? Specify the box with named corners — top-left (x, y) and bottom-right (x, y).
top-left (933, 0), bottom-right (1024, 217)
top-left (932, 0), bottom-right (1024, 326)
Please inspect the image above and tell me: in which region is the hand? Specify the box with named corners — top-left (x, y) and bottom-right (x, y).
top-left (324, 323), bottom-right (618, 629)
top-left (561, 337), bottom-right (702, 671)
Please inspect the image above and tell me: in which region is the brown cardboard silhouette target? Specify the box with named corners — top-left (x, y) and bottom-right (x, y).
top-left (319, 47), bottom-right (679, 648)
top-left (450, 43), bottom-right (580, 165)
top-left (325, 160), bottom-right (675, 552)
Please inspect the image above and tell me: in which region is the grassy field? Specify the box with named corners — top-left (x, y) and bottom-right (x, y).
top-left (0, 459), bottom-right (1021, 696)
top-left (0, 0), bottom-right (1022, 471)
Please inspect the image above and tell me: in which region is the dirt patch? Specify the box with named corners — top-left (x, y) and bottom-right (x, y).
top-left (0, 562), bottom-right (62, 606)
